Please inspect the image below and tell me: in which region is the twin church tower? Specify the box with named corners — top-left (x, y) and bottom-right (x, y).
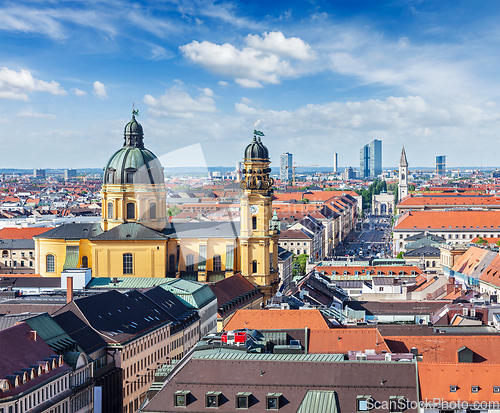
top-left (35, 112), bottom-right (279, 300)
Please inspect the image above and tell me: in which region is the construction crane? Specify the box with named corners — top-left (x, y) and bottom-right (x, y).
top-left (286, 162), bottom-right (318, 186)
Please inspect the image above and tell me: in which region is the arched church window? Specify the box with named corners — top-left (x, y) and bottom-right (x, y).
top-left (123, 253), bottom-right (133, 274)
top-left (252, 216), bottom-right (257, 230)
top-left (186, 254), bottom-right (194, 272)
top-left (213, 255), bottom-right (221, 272)
top-left (252, 260), bottom-right (258, 274)
top-left (107, 202), bottom-right (113, 219)
top-left (46, 255), bottom-right (55, 273)
top-left (126, 203), bottom-right (135, 219)
top-left (169, 254), bottom-right (176, 272)
top-left (82, 256), bottom-right (88, 268)
top-left (150, 202), bottom-right (157, 219)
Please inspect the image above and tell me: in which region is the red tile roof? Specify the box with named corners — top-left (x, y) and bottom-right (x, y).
top-left (0, 227), bottom-right (51, 239)
top-left (395, 210), bottom-right (500, 230)
top-left (308, 328), bottom-right (390, 353)
top-left (223, 309), bottom-right (332, 331)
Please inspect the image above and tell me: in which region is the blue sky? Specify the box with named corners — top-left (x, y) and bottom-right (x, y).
top-left (1, 0), bottom-right (500, 169)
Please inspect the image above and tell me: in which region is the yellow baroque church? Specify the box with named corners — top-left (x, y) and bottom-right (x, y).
top-left (34, 113), bottom-right (280, 299)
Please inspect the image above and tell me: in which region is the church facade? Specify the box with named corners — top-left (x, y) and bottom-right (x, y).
top-left (34, 113), bottom-right (280, 299)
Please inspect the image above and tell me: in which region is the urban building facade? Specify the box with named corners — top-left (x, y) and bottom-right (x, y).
top-left (436, 155), bottom-right (446, 176)
top-left (279, 152), bottom-right (292, 182)
top-left (359, 140), bottom-right (382, 178)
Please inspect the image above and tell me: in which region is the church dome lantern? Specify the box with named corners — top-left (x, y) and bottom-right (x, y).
top-left (103, 112), bottom-right (164, 186)
top-left (244, 130), bottom-right (269, 160)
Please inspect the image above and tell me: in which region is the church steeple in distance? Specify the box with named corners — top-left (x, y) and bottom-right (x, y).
top-left (398, 146), bottom-right (408, 201)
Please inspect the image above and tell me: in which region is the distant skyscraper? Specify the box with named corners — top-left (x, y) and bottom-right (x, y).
top-left (280, 153), bottom-right (292, 182)
top-left (360, 140), bottom-right (382, 179)
top-left (360, 145), bottom-right (370, 179)
top-left (436, 156), bottom-right (446, 176)
top-left (33, 169), bottom-right (46, 179)
top-left (333, 153), bottom-right (338, 173)
top-left (370, 140), bottom-right (382, 177)
top-left (64, 169), bottom-right (77, 180)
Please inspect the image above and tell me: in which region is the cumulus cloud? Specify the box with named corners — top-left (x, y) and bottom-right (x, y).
top-left (143, 86), bottom-right (217, 118)
top-left (16, 110), bottom-right (56, 120)
top-left (245, 31), bottom-right (316, 60)
top-left (0, 67), bottom-right (66, 101)
top-left (218, 81), bottom-right (229, 87)
top-left (72, 88), bottom-right (86, 97)
top-left (180, 32), bottom-right (315, 87)
top-left (92, 81), bottom-right (108, 99)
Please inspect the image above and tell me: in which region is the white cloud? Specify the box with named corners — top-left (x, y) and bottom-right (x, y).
top-left (150, 45), bottom-right (171, 60)
top-left (235, 78), bottom-right (263, 88)
top-left (218, 81), bottom-right (229, 87)
top-left (398, 36), bottom-right (410, 48)
top-left (486, 101), bottom-right (496, 107)
top-left (16, 110), bottom-right (56, 120)
top-left (180, 32), bottom-right (314, 87)
top-left (93, 81), bottom-right (108, 99)
top-left (143, 86), bottom-right (217, 118)
top-left (245, 31), bottom-right (316, 60)
top-left (0, 67), bottom-right (66, 101)
top-left (201, 87), bottom-right (213, 97)
top-left (241, 97), bottom-right (252, 104)
top-left (72, 88), bottom-right (86, 97)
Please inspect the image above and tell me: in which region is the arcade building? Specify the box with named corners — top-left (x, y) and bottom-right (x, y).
top-left (34, 113), bottom-right (280, 299)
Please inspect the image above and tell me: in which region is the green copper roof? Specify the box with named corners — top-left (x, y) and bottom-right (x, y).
top-left (25, 313), bottom-right (79, 354)
top-left (160, 279), bottom-right (216, 309)
top-left (63, 246), bottom-right (79, 270)
top-left (194, 352), bottom-right (345, 363)
top-left (297, 390), bottom-right (339, 413)
top-left (87, 277), bottom-right (176, 290)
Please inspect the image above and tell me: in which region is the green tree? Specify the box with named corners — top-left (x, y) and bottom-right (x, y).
top-left (302, 198), bottom-right (310, 204)
top-left (292, 253), bottom-right (309, 276)
top-left (396, 251), bottom-right (404, 259)
top-left (475, 236), bottom-right (488, 245)
top-left (167, 205), bottom-right (182, 217)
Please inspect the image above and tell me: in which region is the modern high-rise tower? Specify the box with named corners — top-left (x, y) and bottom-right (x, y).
top-left (333, 153), bottom-right (338, 173)
top-left (280, 153), bottom-right (292, 182)
top-left (436, 156), bottom-right (446, 176)
top-left (360, 139), bottom-right (382, 178)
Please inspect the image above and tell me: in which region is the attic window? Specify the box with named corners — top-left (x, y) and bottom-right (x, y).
top-left (471, 386), bottom-right (479, 393)
top-left (174, 390), bottom-right (190, 407)
top-left (236, 392), bottom-right (252, 409)
top-left (356, 395), bottom-right (372, 412)
top-left (450, 385), bottom-right (458, 392)
top-left (493, 386), bottom-right (500, 393)
top-left (266, 393), bottom-right (282, 410)
top-left (206, 391), bottom-right (221, 408)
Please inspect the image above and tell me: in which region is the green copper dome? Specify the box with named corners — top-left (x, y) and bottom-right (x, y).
top-left (103, 113), bottom-right (164, 185)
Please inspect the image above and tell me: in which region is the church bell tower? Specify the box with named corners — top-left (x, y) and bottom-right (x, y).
top-left (399, 146), bottom-right (408, 201)
top-left (239, 130), bottom-right (280, 301)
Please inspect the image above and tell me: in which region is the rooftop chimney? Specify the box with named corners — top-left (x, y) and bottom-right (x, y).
top-left (67, 276), bottom-right (73, 304)
top-left (29, 330), bottom-right (37, 341)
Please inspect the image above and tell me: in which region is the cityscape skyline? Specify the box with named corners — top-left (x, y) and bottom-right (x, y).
top-left (2, 1), bottom-right (500, 169)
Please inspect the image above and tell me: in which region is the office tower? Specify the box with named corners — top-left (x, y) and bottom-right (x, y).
top-left (436, 156), bottom-right (446, 176)
top-left (360, 140), bottom-right (382, 179)
top-left (33, 169), bottom-right (46, 179)
top-left (360, 145), bottom-right (370, 179)
top-left (333, 153), bottom-right (338, 173)
top-left (64, 169), bottom-right (77, 180)
top-left (370, 139), bottom-right (382, 177)
top-left (280, 153), bottom-right (292, 182)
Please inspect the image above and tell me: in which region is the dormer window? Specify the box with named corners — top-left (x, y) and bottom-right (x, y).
top-left (450, 385), bottom-right (458, 392)
top-left (471, 386), bottom-right (479, 393)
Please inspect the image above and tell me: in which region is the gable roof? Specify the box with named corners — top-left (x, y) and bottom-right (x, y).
top-left (0, 227), bottom-right (51, 239)
top-left (394, 210), bottom-right (500, 231)
top-left (34, 222), bottom-right (102, 240)
top-left (91, 222), bottom-right (167, 241)
top-left (223, 309), bottom-right (332, 331)
top-left (308, 328), bottom-right (390, 353)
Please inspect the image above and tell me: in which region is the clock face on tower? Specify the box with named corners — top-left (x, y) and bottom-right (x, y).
top-left (250, 205), bottom-right (260, 215)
